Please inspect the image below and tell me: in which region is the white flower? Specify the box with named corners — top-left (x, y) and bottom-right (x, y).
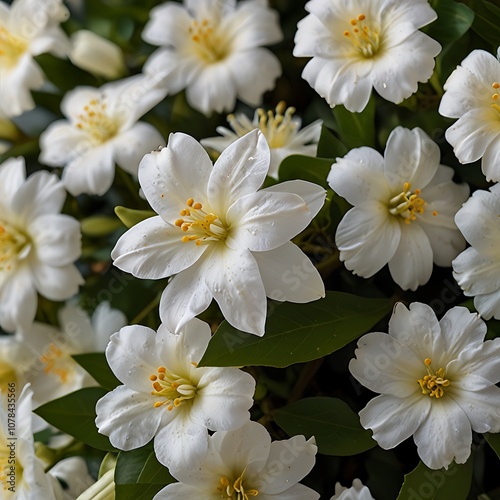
top-left (69, 30), bottom-right (126, 80)
top-left (327, 126), bottom-right (469, 291)
top-left (39, 74), bottom-right (166, 196)
top-left (452, 184), bottom-right (500, 319)
top-left (0, 157), bottom-right (83, 333)
top-left (142, 0), bottom-right (283, 115)
top-left (21, 301), bottom-right (126, 408)
top-left (439, 47), bottom-right (500, 182)
top-left (48, 456), bottom-right (95, 500)
top-left (111, 130), bottom-right (326, 336)
top-left (95, 318), bottom-right (256, 470)
top-left (350, 302), bottom-right (500, 470)
top-left (331, 479), bottom-right (374, 500)
top-left (0, 384), bottom-right (64, 499)
top-left (0, 0), bottom-right (70, 117)
top-left (154, 420), bottom-right (319, 499)
top-left (201, 101), bottom-right (322, 179)
top-left (293, 0), bottom-right (441, 112)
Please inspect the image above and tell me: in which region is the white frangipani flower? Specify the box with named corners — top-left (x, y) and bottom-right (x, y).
top-left (331, 479), bottom-right (374, 500)
top-left (39, 74), bottom-right (166, 196)
top-left (112, 130), bottom-right (326, 336)
top-left (452, 184), bottom-right (500, 319)
top-left (350, 302), bottom-right (500, 470)
top-left (201, 101), bottom-right (322, 179)
top-left (327, 126), bottom-right (469, 291)
top-left (293, 0), bottom-right (441, 112)
top-left (439, 47), bottom-right (500, 181)
top-left (0, 384), bottom-right (64, 499)
top-left (0, 157), bottom-right (83, 333)
top-left (0, 0), bottom-right (70, 117)
top-left (21, 301), bottom-right (126, 408)
top-left (95, 319), bottom-right (256, 470)
top-left (142, 0), bottom-right (283, 115)
top-left (154, 420), bottom-right (319, 499)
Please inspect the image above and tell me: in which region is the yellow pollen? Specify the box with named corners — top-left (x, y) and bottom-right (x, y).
top-left (75, 97), bottom-right (119, 144)
top-left (40, 343), bottom-right (71, 384)
top-left (493, 82), bottom-right (500, 89)
top-left (388, 182), bottom-right (429, 224)
top-left (417, 358), bottom-right (450, 399)
top-left (176, 198), bottom-right (227, 245)
top-left (149, 365), bottom-right (197, 411)
top-left (343, 13), bottom-right (380, 58)
top-left (0, 221), bottom-right (30, 272)
top-left (0, 26), bottom-right (28, 69)
top-left (188, 17), bottom-right (229, 63)
top-left (218, 472), bottom-right (259, 499)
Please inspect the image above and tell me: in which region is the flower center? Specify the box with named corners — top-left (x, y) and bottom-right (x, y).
top-left (0, 26), bottom-right (28, 69)
top-left (491, 82), bottom-right (500, 116)
top-left (149, 365), bottom-right (197, 411)
top-left (417, 358), bottom-right (450, 399)
top-left (0, 221), bottom-right (30, 272)
top-left (228, 101), bottom-right (299, 149)
top-left (388, 182), bottom-right (437, 224)
top-left (188, 18), bottom-right (229, 63)
top-left (175, 198), bottom-right (227, 245)
top-left (343, 14), bottom-right (380, 58)
top-left (218, 473), bottom-right (259, 499)
top-left (75, 98), bottom-right (119, 144)
top-left (40, 343), bottom-right (73, 384)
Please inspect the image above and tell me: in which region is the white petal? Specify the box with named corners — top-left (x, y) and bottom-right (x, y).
top-left (142, 3), bottom-right (192, 46)
top-left (91, 302), bottom-right (127, 352)
top-left (0, 156), bottom-right (26, 207)
top-left (482, 138), bottom-right (500, 182)
top-left (413, 401), bottom-right (472, 469)
top-left (453, 248), bottom-right (500, 297)
top-left (226, 191), bottom-right (311, 252)
top-left (259, 483), bottom-right (320, 500)
top-left (388, 222), bottom-right (433, 290)
top-left (154, 484), bottom-right (215, 500)
top-left (253, 242), bottom-right (325, 303)
top-left (473, 290), bottom-right (500, 320)
top-left (208, 130), bottom-right (269, 217)
top-left (112, 216), bottom-right (207, 279)
top-left (32, 263), bottom-right (83, 301)
top-left (39, 121), bottom-right (88, 166)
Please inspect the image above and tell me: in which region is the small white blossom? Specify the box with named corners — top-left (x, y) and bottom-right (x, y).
top-left (327, 126), bottom-right (469, 290)
top-left (95, 319), bottom-right (256, 470)
top-left (142, 0), bottom-right (283, 115)
top-left (0, 0), bottom-right (70, 116)
top-left (154, 420), bottom-right (319, 499)
top-left (201, 101), bottom-right (322, 179)
top-left (0, 157), bottom-right (83, 332)
top-left (439, 47), bottom-right (500, 181)
top-left (453, 184), bottom-right (500, 319)
top-left (331, 479), bottom-right (374, 500)
top-left (112, 130), bottom-right (326, 336)
top-left (293, 0), bottom-right (441, 112)
top-left (39, 74), bottom-right (166, 196)
top-left (350, 302), bottom-right (500, 470)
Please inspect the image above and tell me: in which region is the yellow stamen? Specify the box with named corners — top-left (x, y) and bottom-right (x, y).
top-left (40, 343), bottom-right (71, 384)
top-left (343, 13), bottom-right (380, 58)
top-left (188, 17), bottom-right (229, 62)
top-left (0, 221), bottom-right (30, 272)
top-left (0, 26), bottom-right (28, 69)
top-left (74, 97), bottom-right (119, 144)
top-left (217, 471), bottom-right (259, 499)
top-left (388, 182), bottom-right (429, 224)
top-left (417, 358), bottom-right (450, 399)
top-left (149, 365), bottom-right (197, 411)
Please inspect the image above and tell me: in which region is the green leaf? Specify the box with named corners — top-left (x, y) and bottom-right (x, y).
top-left (34, 388), bottom-right (117, 452)
top-left (81, 216), bottom-right (123, 238)
top-left (316, 125), bottom-right (349, 159)
top-left (468, 0), bottom-right (500, 47)
top-left (332, 94), bottom-right (376, 149)
top-left (115, 444), bottom-right (175, 500)
top-left (278, 154), bottom-right (333, 188)
top-left (115, 206), bottom-right (155, 228)
top-left (275, 397), bottom-right (376, 456)
top-left (426, 0), bottom-right (474, 46)
top-left (199, 292), bottom-right (392, 368)
top-left (485, 433), bottom-right (500, 460)
top-left (397, 458), bottom-right (474, 500)
top-left (72, 353), bottom-right (121, 391)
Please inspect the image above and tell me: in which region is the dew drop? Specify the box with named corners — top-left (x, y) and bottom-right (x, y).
top-left (383, 83), bottom-right (387, 89)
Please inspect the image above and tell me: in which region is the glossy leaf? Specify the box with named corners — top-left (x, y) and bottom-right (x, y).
top-left (316, 125), bottom-right (349, 159)
top-left (397, 458), bottom-right (474, 500)
top-left (426, 0), bottom-right (474, 45)
top-left (275, 397), bottom-right (376, 456)
top-left (468, 0), bottom-right (500, 47)
top-left (278, 154), bottom-right (333, 189)
top-left (199, 292), bottom-right (392, 368)
top-left (485, 433), bottom-right (500, 460)
top-left (34, 387), bottom-right (117, 452)
top-left (72, 353), bottom-right (121, 391)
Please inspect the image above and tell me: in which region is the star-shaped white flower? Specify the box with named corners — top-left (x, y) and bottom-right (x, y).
top-left (201, 101), bottom-right (322, 179)
top-left (327, 126), bottom-right (469, 291)
top-left (452, 184), bottom-right (500, 319)
top-left (0, 0), bottom-right (70, 117)
top-left (112, 129), bottom-right (326, 336)
top-left (154, 420), bottom-right (319, 499)
top-left (95, 319), bottom-right (256, 470)
top-left (439, 47), bottom-right (500, 182)
top-left (142, 0), bottom-right (283, 115)
top-left (350, 302), bottom-right (500, 470)
top-left (0, 157), bottom-right (83, 333)
top-left (39, 75), bottom-right (166, 196)
top-left (293, 0), bottom-right (441, 112)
